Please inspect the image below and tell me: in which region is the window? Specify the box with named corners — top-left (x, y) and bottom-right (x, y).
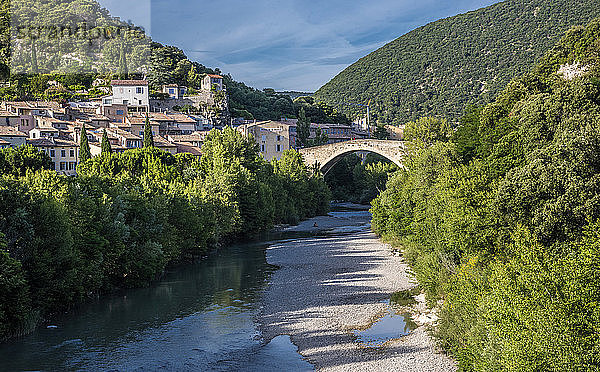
top-left (51, 162), bottom-right (56, 170)
top-left (261, 135), bottom-right (266, 142)
top-left (61, 149), bottom-right (66, 157)
top-left (261, 144), bottom-right (265, 152)
top-left (70, 149), bottom-right (75, 157)
top-left (137, 87), bottom-right (144, 94)
top-left (60, 162), bottom-right (65, 171)
top-left (169, 88), bottom-right (175, 94)
top-left (116, 110), bottom-right (124, 115)
top-left (50, 149), bottom-right (55, 157)
top-left (276, 144), bottom-right (281, 152)
top-left (277, 135), bottom-right (282, 141)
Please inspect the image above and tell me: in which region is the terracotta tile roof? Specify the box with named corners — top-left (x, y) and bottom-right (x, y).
top-left (176, 142), bottom-right (202, 156)
top-left (107, 127), bottom-right (141, 140)
top-left (35, 126), bottom-right (60, 132)
top-left (168, 133), bottom-right (206, 143)
top-left (28, 138), bottom-right (78, 147)
top-left (154, 136), bottom-right (177, 148)
top-left (0, 139), bottom-right (10, 145)
top-left (0, 126), bottom-right (27, 137)
top-left (111, 80), bottom-right (149, 86)
top-left (3, 101), bottom-right (67, 111)
top-left (207, 74), bottom-right (223, 79)
top-left (0, 110), bottom-right (18, 117)
top-left (130, 113), bottom-right (172, 122)
top-left (149, 113), bottom-right (173, 121)
top-left (167, 113), bottom-right (196, 123)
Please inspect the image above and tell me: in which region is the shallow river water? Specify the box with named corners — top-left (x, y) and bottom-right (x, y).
top-left (0, 208), bottom-right (414, 371)
top-left (0, 235), bottom-right (315, 371)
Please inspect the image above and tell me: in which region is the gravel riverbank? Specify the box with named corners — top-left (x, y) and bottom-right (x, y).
top-left (257, 205), bottom-right (456, 371)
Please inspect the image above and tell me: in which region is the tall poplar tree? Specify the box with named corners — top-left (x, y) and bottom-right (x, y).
top-left (79, 124), bottom-right (91, 162)
top-left (143, 115), bottom-right (154, 148)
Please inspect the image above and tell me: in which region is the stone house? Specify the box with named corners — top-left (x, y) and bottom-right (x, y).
top-left (0, 110), bottom-right (19, 127)
top-left (28, 137), bottom-right (79, 176)
top-left (162, 84), bottom-right (187, 99)
top-left (106, 80), bottom-right (149, 113)
top-left (0, 126), bottom-right (27, 147)
top-left (202, 75), bottom-right (224, 91)
top-left (237, 121), bottom-right (292, 161)
top-left (29, 127), bottom-right (60, 139)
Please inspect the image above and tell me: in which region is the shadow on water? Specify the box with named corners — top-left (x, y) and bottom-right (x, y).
top-left (0, 233), bottom-right (316, 371)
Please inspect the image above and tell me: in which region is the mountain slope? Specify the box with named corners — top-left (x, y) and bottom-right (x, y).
top-left (314, 0), bottom-right (600, 125)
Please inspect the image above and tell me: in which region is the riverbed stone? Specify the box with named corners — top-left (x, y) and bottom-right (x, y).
top-left (257, 206), bottom-right (456, 371)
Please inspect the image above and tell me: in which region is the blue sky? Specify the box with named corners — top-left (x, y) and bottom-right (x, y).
top-left (99, 0), bottom-right (501, 91)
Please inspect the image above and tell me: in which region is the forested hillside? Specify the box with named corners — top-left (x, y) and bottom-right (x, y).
top-left (372, 17), bottom-right (600, 370)
top-left (315, 0), bottom-right (600, 125)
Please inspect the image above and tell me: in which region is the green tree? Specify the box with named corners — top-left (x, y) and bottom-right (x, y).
top-left (79, 124), bottom-right (91, 163)
top-left (143, 115), bottom-right (154, 148)
top-left (404, 117), bottom-right (452, 145)
top-left (296, 108), bottom-right (310, 148)
top-left (101, 129), bottom-right (112, 154)
top-left (373, 123), bottom-right (389, 139)
top-left (312, 127), bottom-right (329, 146)
top-left (0, 235), bottom-right (32, 340)
top-left (0, 145), bottom-right (52, 176)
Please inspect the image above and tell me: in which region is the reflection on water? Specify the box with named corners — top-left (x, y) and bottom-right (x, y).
top-left (0, 239), bottom-right (313, 371)
top-left (352, 301), bottom-right (417, 348)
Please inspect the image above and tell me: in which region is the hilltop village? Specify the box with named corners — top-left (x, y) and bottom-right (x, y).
top-left (0, 76), bottom-right (401, 175)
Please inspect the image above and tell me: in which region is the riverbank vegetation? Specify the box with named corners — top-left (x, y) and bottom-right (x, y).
top-left (325, 153), bottom-right (398, 204)
top-left (372, 19), bottom-right (600, 370)
top-left (0, 128), bottom-right (330, 341)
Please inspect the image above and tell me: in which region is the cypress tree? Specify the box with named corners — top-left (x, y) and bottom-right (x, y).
top-left (101, 129), bottom-right (112, 154)
top-left (296, 108), bottom-right (310, 148)
top-left (143, 114), bottom-right (154, 148)
top-left (79, 124), bottom-right (91, 162)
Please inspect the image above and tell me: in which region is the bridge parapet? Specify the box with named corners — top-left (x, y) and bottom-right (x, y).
top-left (299, 140), bottom-right (407, 174)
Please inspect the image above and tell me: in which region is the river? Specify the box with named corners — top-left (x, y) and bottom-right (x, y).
top-left (0, 230), bottom-right (314, 371)
top-left (0, 205), bottom-right (455, 371)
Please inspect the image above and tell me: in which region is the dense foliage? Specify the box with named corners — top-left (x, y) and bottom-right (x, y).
top-left (0, 128), bottom-right (330, 340)
top-left (315, 0), bottom-right (600, 126)
top-left (371, 19), bottom-right (600, 370)
top-left (325, 153), bottom-right (398, 205)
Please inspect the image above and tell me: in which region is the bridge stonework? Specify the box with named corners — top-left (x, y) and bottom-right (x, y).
top-left (299, 140), bottom-right (407, 174)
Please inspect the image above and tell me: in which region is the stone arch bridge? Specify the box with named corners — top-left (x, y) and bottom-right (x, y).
top-left (299, 140), bottom-right (407, 174)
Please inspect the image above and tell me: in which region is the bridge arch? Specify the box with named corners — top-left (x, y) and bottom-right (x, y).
top-left (298, 140), bottom-right (406, 174)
